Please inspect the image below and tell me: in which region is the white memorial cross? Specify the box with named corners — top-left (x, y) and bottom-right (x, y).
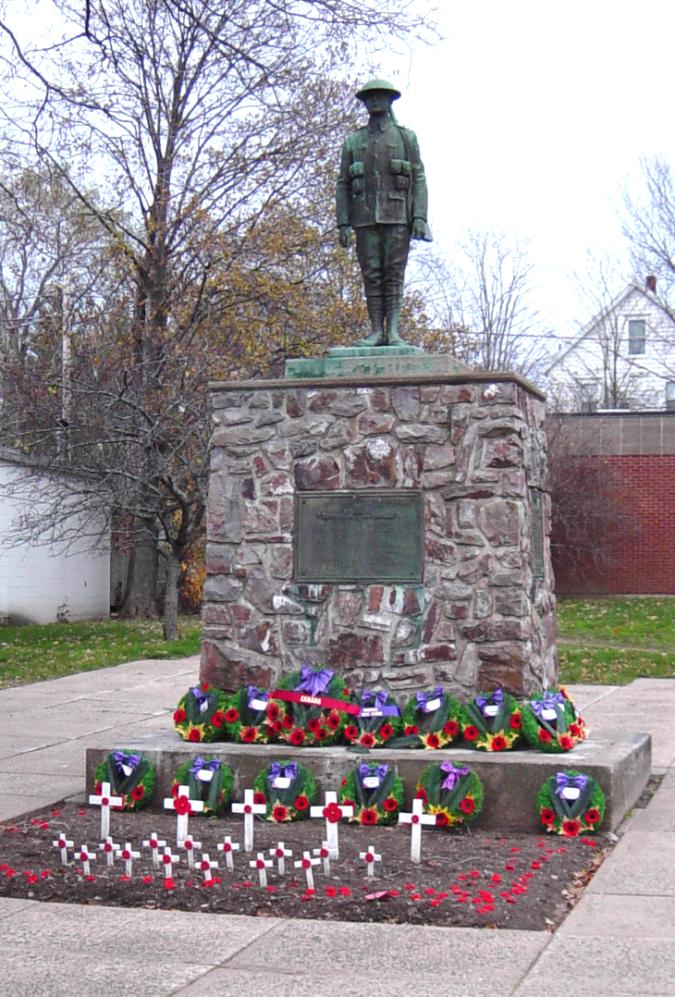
top-left (163, 784), bottom-right (204, 844)
top-left (231, 789), bottom-right (266, 853)
top-left (313, 841), bottom-right (331, 877)
top-left (119, 842), bottom-right (141, 877)
top-left (199, 854), bottom-right (218, 884)
top-left (161, 846), bottom-right (180, 879)
top-left (53, 835), bottom-right (73, 867)
top-left (98, 836), bottom-right (120, 868)
top-left (142, 832), bottom-right (167, 870)
top-left (179, 834), bottom-right (201, 870)
top-left (309, 792), bottom-right (354, 859)
top-left (77, 844), bottom-right (96, 877)
top-left (88, 781), bottom-right (123, 840)
top-left (294, 850), bottom-right (320, 890)
top-left (359, 844), bottom-right (382, 879)
top-left (217, 836), bottom-right (240, 872)
top-left (398, 797), bottom-right (436, 864)
top-left (269, 842), bottom-right (293, 876)
top-left (249, 851), bottom-right (273, 888)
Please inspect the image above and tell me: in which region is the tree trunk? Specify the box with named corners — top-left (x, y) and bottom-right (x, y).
top-left (120, 516), bottom-right (158, 618)
top-left (162, 550), bottom-right (181, 640)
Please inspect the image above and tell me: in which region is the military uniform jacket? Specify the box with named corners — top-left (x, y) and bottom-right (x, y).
top-left (336, 118), bottom-right (428, 229)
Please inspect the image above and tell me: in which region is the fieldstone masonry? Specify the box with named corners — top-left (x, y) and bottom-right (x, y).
top-left (201, 372), bottom-right (557, 697)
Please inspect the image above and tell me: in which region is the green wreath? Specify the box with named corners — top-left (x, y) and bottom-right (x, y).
top-left (559, 685), bottom-right (589, 741)
top-left (221, 686), bottom-right (274, 744)
top-left (537, 769), bottom-right (606, 836)
top-left (93, 749), bottom-right (155, 811)
top-left (342, 689), bottom-right (403, 748)
top-left (521, 690), bottom-right (582, 753)
top-left (415, 761), bottom-right (484, 828)
top-left (461, 688), bottom-right (522, 751)
top-left (252, 759), bottom-right (317, 822)
top-left (266, 666), bottom-right (352, 747)
top-left (170, 755), bottom-right (233, 816)
top-left (338, 762), bottom-right (404, 826)
top-left (173, 683), bottom-right (229, 743)
top-left (398, 687), bottom-right (465, 749)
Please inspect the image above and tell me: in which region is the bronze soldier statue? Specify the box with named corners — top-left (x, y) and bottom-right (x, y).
top-left (336, 79), bottom-right (431, 347)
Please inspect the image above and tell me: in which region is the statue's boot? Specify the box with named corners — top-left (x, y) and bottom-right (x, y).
top-left (357, 295), bottom-right (386, 347)
top-left (384, 292), bottom-right (408, 347)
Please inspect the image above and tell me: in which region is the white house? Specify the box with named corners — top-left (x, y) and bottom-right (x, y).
top-left (0, 448), bottom-right (110, 624)
top-left (544, 278), bottom-right (675, 412)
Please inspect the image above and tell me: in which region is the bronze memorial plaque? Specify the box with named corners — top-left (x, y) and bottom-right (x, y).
top-left (294, 490), bottom-right (423, 583)
top-left (530, 488), bottom-right (545, 580)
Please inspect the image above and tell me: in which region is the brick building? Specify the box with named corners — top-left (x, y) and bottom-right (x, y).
top-left (549, 412), bottom-right (675, 595)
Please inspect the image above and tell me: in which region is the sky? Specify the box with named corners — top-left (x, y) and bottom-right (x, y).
top-left (369, 0), bottom-right (675, 332)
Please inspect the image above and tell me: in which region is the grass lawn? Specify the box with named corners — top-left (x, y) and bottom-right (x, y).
top-left (557, 596), bottom-right (675, 685)
top-left (0, 616), bottom-right (201, 688)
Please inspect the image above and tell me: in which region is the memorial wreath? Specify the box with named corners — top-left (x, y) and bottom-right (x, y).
top-left (93, 749), bottom-right (155, 811)
top-left (537, 769), bottom-right (606, 836)
top-left (252, 760), bottom-right (317, 822)
top-left (399, 687), bottom-right (465, 749)
top-left (521, 689), bottom-right (584, 753)
top-left (170, 756), bottom-right (233, 816)
top-left (266, 666), bottom-right (356, 747)
top-left (173, 683), bottom-right (229, 743)
top-left (338, 762), bottom-right (405, 826)
top-left (342, 689), bottom-right (403, 748)
top-left (461, 688), bottom-right (522, 751)
top-left (221, 686), bottom-right (273, 744)
top-left (415, 760), bottom-right (484, 828)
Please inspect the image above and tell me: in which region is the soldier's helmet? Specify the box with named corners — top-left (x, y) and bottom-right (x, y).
top-left (355, 79), bottom-right (401, 101)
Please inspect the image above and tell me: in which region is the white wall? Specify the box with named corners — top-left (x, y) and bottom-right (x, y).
top-left (0, 460), bottom-right (110, 624)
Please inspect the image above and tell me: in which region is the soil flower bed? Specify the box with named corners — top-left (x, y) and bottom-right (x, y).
top-left (0, 801), bottom-right (611, 930)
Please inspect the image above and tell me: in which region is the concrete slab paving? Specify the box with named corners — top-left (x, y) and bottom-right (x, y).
top-left (586, 830), bottom-right (675, 895)
top-left (0, 794), bottom-right (80, 821)
top-left (0, 771), bottom-right (86, 798)
top-left (628, 789), bottom-right (675, 829)
top-left (558, 894), bottom-right (675, 938)
top-left (514, 935), bottom-right (675, 996)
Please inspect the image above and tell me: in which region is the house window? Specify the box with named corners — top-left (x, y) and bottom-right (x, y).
top-left (627, 319), bottom-right (646, 354)
top-left (579, 380), bottom-right (598, 413)
top-left (666, 382), bottom-right (675, 411)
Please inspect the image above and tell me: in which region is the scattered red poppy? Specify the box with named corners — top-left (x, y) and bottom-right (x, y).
top-left (339, 885), bottom-right (351, 896)
top-left (163, 877), bottom-right (176, 890)
top-left (443, 719), bottom-right (459, 737)
top-left (510, 713), bottom-right (522, 730)
top-left (325, 886), bottom-right (337, 897)
top-left (584, 808), bottom-right (600, 825)
top-left (383, 796), bottom-right (399, 812)
top-left (173, 708), bottom-right (187, 723)
top-left (491, 736), bottom-right (507, 751)
top-left (142, 875), bottom-right (153, 885)
top-left (538, 728), bottom-right (552, 743)
top-left (294, 795), bottom-right (309, 811)
top-left (289, 728), bottom-right (305, 746)
top-left (360, 808), bottom-right (378, 825)
top-left (463, 725), bottom-right (479, 741)
top-left (131, 786), bottom-right (145, 801)
top-left (404, 724), bottom-right (419, 736)
top-left (188, 728), bottom-right (202, 742)
top-left (562, 819), bottom-right (581, 838)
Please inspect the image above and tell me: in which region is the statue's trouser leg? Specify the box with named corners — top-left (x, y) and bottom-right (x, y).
top-left (382, 225), bottom-right (411, 345)
top-left (355, 227), bottom-right (385, 345)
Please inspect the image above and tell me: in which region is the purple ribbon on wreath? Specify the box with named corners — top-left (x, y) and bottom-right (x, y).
top-left (416, 687), bottom-right (444, 713)
top-left (190, 756), bottom-right (221, 779)
top-left (475, 688), bottom-right (503, 712)
top-left (530, 692), bottom-right (565, 720)
top-left (191, 686), bottom-right (210, 711)
top-left (358, 763), bottom-right (389, 784)
top-left (554, 772), bottom-right (588, 798)
top-left (359, 690), bottom-right (400, 717)
top-left (269, 762), bottom-right (298, 783)
top-left (440, 761), bottom-right (469, 791)
top-left (246, 686), bottom-right (269, 710)
top-left (295, 666), bottom-right (334, 696)
top-left (112, 751), bottom-right (140, 776)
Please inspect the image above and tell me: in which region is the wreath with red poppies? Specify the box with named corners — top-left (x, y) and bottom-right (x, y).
top-left (93, 749), bottom-right (155, 811)
top-left (220, 686), bottom-right (273, 744)
top-left (559, 685), bottom-right (589, 740)
top-left (415, 761), bottom-right (484, 828)
top-left (173, 683), bottom-right (229, 743)
top-left (521, 690), bottom-right (583, 753)
top-left (171, 755), bottom-right (234, 817)
top-left (537, 769), bottom-right (606, 836)
top-left (398, 687), bottom-right (465, 749)
top-left (342, 689), bottom-right (403, 749)
top-left (461, 688), bottom-right (522, 751)
top-left (266, 666), bottom-right (353, 747)
top-left (337, 762), bottom-right (404, 826)
top-left (252, 759), bottom-right (317, 822)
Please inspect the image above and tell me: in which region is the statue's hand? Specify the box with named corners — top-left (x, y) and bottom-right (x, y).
top-left (411, 218), bottom-right (427, 240)
top-left (338, 225), bottom-right (352, 248)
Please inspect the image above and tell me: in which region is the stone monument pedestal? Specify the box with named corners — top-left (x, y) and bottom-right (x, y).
top-left (201, 359), bottom-right (556, 698)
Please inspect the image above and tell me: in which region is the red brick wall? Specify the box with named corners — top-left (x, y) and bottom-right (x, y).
top-left (552, 452), bottom-right (675, 595)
